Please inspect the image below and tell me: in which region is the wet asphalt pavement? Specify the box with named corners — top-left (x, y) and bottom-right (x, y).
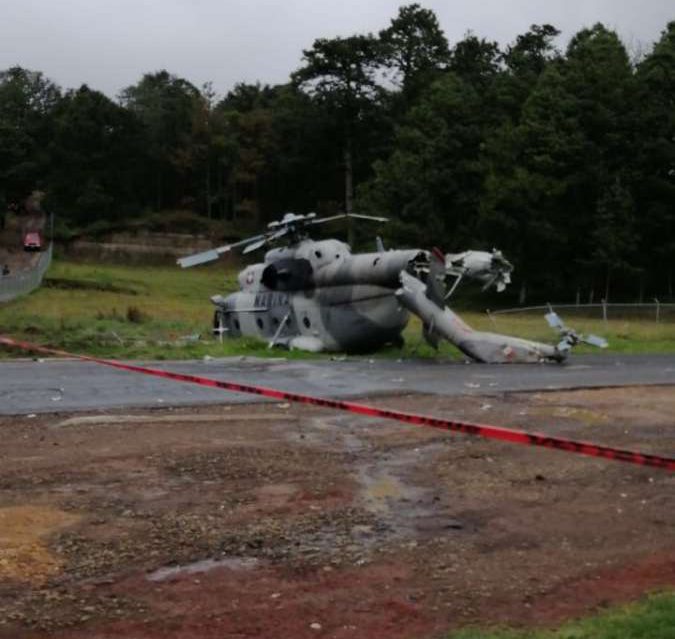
top-left (1, 353), bottom-right (674, 415)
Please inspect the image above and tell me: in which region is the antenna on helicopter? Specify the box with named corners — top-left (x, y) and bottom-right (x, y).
top-left (177, 212), bottom-right (388, 268)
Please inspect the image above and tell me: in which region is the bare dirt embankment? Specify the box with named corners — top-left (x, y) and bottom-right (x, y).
top-left (66, 232), bottom-right (215, 264)
top-left (0, 386), bottom-right (673, 639)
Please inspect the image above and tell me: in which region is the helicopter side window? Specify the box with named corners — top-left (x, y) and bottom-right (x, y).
top-left (256, 317), bottom-right (264, 330)
top-left (233, 318), bottom-right (240, 331)
top-left (303, 317), bottom-right (311, 329)
top-left (315, 250), bottom-right (322, 259)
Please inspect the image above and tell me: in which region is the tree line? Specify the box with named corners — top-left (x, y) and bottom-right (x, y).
top-left (0, 5), bottom-right (673, 302)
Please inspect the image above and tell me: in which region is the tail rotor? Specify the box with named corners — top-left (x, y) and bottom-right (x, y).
top-left (545, 310), bottom-right (608, 353)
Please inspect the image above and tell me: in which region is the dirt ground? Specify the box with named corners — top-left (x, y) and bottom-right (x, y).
top-left (0, 386), bottom-right (673, 639)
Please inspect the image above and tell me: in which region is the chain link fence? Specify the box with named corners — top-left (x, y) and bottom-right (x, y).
top-left (0, 243), bottom-right (53, 303)
top-left (489, 301), bottom-right (675, 323)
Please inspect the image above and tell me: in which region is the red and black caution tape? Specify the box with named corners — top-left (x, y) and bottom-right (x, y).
top-left (1, 335), bottom-right (673, 472)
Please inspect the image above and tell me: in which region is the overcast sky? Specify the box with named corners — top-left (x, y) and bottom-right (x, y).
top-left (1, 1), bottom-right (672, 99)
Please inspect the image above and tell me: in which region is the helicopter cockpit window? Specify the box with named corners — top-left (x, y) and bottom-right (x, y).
top-left (314, 250), bottom-right (322, 259)
top-left (261, 258), bottom-right (313, 291)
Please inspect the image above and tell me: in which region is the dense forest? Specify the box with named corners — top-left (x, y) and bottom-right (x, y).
top-left (0, 5), bottom-right (673, 302)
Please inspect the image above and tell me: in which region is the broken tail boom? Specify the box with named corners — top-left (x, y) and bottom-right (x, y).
top-left (396, 272), bottom-right (603, 363)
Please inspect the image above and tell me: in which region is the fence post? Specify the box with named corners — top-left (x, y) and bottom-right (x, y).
top-left (601, 299), bottom-right (608, 324)
top-left (655, 298), bottom-right (660, 323)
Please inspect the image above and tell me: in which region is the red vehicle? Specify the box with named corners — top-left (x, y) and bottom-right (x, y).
top-left (23, 231), bottom-right (43, 252)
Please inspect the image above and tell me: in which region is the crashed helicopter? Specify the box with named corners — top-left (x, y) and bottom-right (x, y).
top-left (178, 212), bottom-right (607, 363)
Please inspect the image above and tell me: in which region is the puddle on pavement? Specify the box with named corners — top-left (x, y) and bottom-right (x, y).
top-left (358, 469), bottom-right (406, 513)
top-left (298, 415), bottom-right (464, 538)
top-left (146, 556), bottom-right (260, 582)
top-left (281, 412), bottom-right (472, 558)
top-left (355, 444), bottom-right (459, 537)
top-left (0, 505), bottom-right (80, 584)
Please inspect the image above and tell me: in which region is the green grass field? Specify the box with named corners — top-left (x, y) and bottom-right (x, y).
top-left (1, 259), bottom-right (674, 359)
top-left (448, 591), bottom-right (675, 639)
top-left (466, 311), bottom-right (675, 355)
top-left (0, 260), bottom-right (263, 359)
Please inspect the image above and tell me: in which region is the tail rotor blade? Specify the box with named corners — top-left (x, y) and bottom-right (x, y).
top-left (544, 311), bottom-right (609, 353)
top-left (545, 311), bottom-right (565, 330)
top-left (583, 334), bottom-right (609, 349)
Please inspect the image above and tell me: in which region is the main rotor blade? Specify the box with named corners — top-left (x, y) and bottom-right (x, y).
top-left (310, 212), bottom-right (389, 226)
top-left (177, 249), bottom-right (221, 268)
top-left (242, 228), bottom-right (288, 254)
top-left (177, 234), bottom-right (267, 268)
top-left (242, 238), bottom-right (268, 254)
top-left (345, 213), bottom-right (390, 223)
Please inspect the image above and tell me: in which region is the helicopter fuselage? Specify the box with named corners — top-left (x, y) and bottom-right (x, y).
top-left (180, 211), bottom-right (606, 361)
top-left (212, 239), bottom-right (423, 351)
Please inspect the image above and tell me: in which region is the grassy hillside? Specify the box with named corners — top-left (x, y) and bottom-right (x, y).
top-left (0, 260), bottom-right (248, 359)
top-left (0, 259), bottom-right (674, 359)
